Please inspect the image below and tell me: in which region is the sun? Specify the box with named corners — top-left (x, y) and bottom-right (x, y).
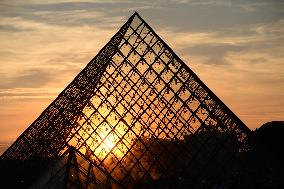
top-left (103, 137), bottom-right (115, 151)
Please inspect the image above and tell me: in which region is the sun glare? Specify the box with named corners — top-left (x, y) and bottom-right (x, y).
top-left (71, 102), bottom-right (134, 161)
top-left (104, 137), bottom-right (115, 150)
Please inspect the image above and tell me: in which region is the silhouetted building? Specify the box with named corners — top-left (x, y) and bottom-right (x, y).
top-left (2, 12), bottom-right (278, 188)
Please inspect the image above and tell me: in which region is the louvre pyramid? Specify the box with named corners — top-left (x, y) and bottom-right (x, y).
top-left (1, 12), bottom-right (251, 187)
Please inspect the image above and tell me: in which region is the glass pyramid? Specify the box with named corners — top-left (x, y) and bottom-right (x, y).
top-left (1, 12), bottom-right (251, 188)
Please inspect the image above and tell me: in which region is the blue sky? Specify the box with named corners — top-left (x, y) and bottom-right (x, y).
top-left (0, 0), bottom-right (284, 153)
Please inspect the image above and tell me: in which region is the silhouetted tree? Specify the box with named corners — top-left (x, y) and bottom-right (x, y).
top-left (242, 121), bottom-right (284, 188)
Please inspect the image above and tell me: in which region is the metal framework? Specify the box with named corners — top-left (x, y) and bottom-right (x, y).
top-left (1, 12), bottom-right (251, 188)
top-left (30, 147), bottom-right (123, 189)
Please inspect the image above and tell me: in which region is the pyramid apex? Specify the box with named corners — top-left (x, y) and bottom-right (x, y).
top-left (131, 11), bottom-right (140, 19)
top-left (128, 11), bottom-right (140, 22)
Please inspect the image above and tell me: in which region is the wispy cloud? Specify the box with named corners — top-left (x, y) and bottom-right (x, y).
top-left (0, 88), bottom-right (60, 99)
top-left (158, 18), bottom-right (284, 67)
top-left (0, 15), bottom-right (116, 88)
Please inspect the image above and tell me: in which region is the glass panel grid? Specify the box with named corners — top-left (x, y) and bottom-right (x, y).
top-left (1, 13), bottom-right (252, 188)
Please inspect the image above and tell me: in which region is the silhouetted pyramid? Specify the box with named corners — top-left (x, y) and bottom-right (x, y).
top-left (1, 12), bottom-right (251, 188)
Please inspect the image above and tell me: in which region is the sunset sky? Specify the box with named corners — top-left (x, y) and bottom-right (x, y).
top-left (0, 0), bottom-right (284, 154)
